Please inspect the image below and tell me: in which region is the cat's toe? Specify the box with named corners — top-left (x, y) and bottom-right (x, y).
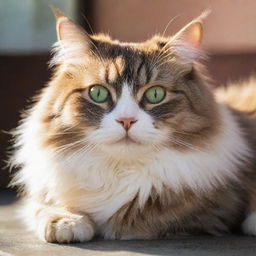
top-left (44, 215), bottom-right (95, 243)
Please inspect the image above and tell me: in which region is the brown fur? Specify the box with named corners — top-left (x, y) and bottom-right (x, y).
top-left (10, 10), bottom-right (256, 243)
top-left (107, 183), bottom-right (248, 238)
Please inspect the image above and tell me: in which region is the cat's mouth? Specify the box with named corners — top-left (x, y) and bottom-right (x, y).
top-left (115, 134), bottom-right (141, 145)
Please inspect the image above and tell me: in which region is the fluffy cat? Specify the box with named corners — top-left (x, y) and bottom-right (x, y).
top-left (9, 9), bottom-right (256, 243)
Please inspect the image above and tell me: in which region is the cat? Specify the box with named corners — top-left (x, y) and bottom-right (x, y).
top-left (9, 8), bottom-right (256, 243)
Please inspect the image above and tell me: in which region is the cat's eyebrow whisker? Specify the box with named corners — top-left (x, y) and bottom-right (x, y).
top-left (81, 14), bottom-right (95, 35)
top-left (152, 49), bottom-right (170, 66)
top-left (153, 57), bottom-right (174, 70)
top-left (88, 38), bottom-right (108, 69)
top-left (148, 52), bottom-right (161, 73)
top-left (160, 37), bottom-right (179, 53)
top-left (149, 42), bottom-right (174, 69)
top-left (149, 51), bottom-right (166, 73)
top-left (149, 50), bottom-right (174, 72)
top-left (90, 48), bottom-right (106, 68)
top-left (153, 51), bottom-right (176, 69)
top-left (154, 43), bottom-right (179, 65)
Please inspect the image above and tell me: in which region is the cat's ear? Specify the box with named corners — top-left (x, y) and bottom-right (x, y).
top-left (50, 7), bottom-right (91, 66)
top-left (168, 11), bottom-right (210, 62)
top-left (51, 7), bottom-right (90, 44)
top-left (172, 20), bottom-right (203, 49)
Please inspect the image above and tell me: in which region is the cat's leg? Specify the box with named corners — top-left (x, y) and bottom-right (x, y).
top-left (23, 200), bottom-right (95, 243)
top-left (242, 212), bottom-right (256, 235)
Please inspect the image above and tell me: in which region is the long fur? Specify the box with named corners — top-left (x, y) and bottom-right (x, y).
top-left (9, 11), bottom-right (256, 243)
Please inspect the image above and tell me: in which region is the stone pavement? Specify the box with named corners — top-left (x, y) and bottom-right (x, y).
top-left (1, 190), bottom-right (256, 256)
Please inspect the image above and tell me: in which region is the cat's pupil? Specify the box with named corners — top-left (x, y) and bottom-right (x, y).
top-left (97, 89), bottom-right (100, 98)
top-left (154, 89), bottom-right (157, 98)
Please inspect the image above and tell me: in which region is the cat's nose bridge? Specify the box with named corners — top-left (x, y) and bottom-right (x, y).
top-left (114, 85), bottom-right (140, 118)
top-left (116, 100), bottom-right (139, 118)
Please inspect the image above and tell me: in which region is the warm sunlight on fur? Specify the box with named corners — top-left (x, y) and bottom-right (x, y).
top-left (9, 8), bottom-right (256, 243)
top-left (216, 76), bottom-right (256, 113)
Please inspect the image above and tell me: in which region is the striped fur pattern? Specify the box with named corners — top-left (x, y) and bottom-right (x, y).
top-left (9, 9), bottom-right (256, 243)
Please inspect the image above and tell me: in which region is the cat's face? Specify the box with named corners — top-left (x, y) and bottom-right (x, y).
top-left (41, 11), bottom-right (219, 161)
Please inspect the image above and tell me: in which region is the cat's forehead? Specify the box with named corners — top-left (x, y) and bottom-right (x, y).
top-left (89, 36), bottom-right (165, 90)
top-left (91, 33), bottom-right (162, 55)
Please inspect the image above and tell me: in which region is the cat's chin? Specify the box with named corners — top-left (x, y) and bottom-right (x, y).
top-left (96, 135), bottom-right (154, 161)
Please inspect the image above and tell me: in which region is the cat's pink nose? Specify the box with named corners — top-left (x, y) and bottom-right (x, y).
top-left (116, 117), bottom-right (137, 131)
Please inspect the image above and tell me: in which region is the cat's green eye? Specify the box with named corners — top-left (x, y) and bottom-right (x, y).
top-left (89, 85), bottom-right (109, 103)
top-left (145, 86), bottom-right (166, 104)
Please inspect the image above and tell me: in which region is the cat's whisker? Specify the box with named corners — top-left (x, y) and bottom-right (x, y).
top-left (53, 137), bottom-right (92, 156)
top-left (151, 143), bottom-right (164, 153)
top-left (166, 136), bottom-right (207, 153)
top-left (65, 142), bottom-right (98, 162)
top-left (60, 124), bottom-right (84, 132)
top-left (173, 131), bottom-right (212, 148)
top-left (46, 131), bottom-right (83, 136)
top-left (54, 139), bottom-right (87, 151)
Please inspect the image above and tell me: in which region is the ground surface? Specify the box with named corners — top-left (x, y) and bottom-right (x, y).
top-left (1, 190), bottom-right (256, 256)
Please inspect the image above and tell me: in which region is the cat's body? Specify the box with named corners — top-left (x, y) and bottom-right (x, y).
top-left (10, 9), bottom-right (256, 243)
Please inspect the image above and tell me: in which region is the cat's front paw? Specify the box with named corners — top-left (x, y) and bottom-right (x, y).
top-left (44, 215), bottom-right (95, 243)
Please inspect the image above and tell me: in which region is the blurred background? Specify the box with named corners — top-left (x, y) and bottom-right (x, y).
top-left (0, 0), bottom-right (256, 190)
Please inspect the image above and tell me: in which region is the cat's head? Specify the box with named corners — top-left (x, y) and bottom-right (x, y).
top-left (40, 9), bottom-right (219, 161)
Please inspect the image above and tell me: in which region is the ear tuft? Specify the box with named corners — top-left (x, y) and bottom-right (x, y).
top-left (49, 6), bottom-right (65, 19)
